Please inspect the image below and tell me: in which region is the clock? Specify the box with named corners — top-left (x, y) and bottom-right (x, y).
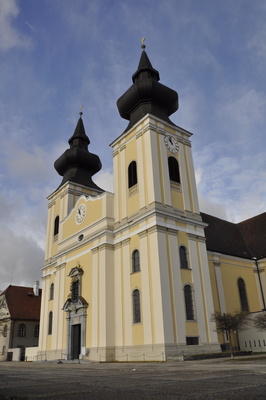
top-left (164, 135), bottom-right (179, 153)
top-left (75, 204), bottom-right (86, 224)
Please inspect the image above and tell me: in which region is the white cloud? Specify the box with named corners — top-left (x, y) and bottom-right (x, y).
top-left (195, 143), bottom-right (266, 223)
top-left (218, 86), bottom-right (266, 139)
top-left (94, 168), bottom-right (114, 193)
top-left (0, 0), bottom-right (32, 51)
top-left (0, 227), bottom-right (43, 292)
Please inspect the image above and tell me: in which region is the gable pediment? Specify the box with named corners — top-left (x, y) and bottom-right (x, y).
top-left (0, 296), bottom-right (10, 320)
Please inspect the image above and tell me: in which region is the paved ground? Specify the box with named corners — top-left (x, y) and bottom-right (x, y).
top-left (1, 355), bottom-right (266, 399)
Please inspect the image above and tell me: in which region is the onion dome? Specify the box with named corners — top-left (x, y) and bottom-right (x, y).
top-left (54, 112), bottom-right (103, 191)
top-left (117, 44), bottom-right (179, 131)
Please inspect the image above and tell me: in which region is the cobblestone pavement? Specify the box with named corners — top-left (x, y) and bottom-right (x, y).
top-left (1, 356), bottom-right (266, 399)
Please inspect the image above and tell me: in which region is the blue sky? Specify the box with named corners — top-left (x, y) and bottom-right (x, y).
top-left (1, 0), bottom-right (266, 289)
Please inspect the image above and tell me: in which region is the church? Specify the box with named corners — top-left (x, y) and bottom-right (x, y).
top-left (37, 45), bottom-right (266, 361)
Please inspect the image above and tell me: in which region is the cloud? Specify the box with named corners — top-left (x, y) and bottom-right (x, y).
top-left (0, 0), bottom-right (32, 51)
top-left (195, 143), bottom-right (266, 223)
top-left (94, 168), bottom-right (114, 193)
top-left (217, 86), bottom-right (266, 140)
top-left (0, 227), bottom-right (43, 292)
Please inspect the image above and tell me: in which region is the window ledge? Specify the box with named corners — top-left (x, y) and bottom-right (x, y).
top-left (128, 184), bottom-right (138, 197)
top-left (170, 182), bottom-right (181, 191)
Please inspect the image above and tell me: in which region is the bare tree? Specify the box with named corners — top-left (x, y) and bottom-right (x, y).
top-left (211, 311), bottom-right (250, 358)
top-left (254, 312), bottom-right (266, 331)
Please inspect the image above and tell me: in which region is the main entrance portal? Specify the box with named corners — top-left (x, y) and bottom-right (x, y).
top-left (71, 324), bottom-right (81, 360)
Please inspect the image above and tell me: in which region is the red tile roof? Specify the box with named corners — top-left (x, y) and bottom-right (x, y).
top-left (1, 285), bottom-right (42, 321)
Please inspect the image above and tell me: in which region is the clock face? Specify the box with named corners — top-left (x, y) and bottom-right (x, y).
top-left (75, 204), bottom-right (86, 224)
top-left (164, 135), bottom-right (179, 153)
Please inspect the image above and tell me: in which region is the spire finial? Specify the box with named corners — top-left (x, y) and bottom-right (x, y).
top-left (79, 105), bottom-right (83, 117)
top-left (141, 37), bottom-right (146, 50)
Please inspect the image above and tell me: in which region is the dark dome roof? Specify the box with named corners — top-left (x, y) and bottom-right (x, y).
top-left (117, 48), bottom-right (178, 131)
top-left (54, 116), bottom-right (103, 191)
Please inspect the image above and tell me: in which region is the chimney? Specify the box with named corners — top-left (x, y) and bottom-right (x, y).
top-left (33, 281), bottom-right (39, 296)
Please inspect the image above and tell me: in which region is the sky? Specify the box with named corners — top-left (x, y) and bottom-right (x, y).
top-left (1, 0), bottom-right (266, 290)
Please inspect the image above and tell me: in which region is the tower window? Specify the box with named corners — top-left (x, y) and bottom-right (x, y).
top-left (54, 216), bottom-right (59, 236)
top-left (168, 157), bottom-right (180, 183)
top-left (132, 289), bottom-right (141, 324)
top-left (132, 250), bottom-right (140, 273)
top-left (18, 324), bottom-right (26, 337)
top-left (128, 161), bottom-right (137, 188)
top-left (179, 246), bottom-right (189, 269)
top-left (238, 278), bottom-right (249, 312)
top-left (49, 283), bottom-right (54, 300)
top-left (48, 311), bottom-right (53, 335)
top-left (184, 285), bottom-right (194, 320)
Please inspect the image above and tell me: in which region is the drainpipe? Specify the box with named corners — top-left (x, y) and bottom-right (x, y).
top-left (253, 257), bottom-right (266, 311)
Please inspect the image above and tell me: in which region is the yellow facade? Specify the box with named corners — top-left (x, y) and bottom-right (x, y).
top-left (38, 48), bottom-right (266, 362)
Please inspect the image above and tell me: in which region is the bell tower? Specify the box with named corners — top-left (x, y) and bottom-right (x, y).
top-left (111, 43), bottom-right (219, 358)
top-left (44, 112), bottom-right (103, 261)
top-left (38, 112), bottom-right (105, 361)
top-left (112, 43), bottom-right (201, 221)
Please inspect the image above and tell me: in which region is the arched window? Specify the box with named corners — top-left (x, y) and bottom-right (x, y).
top-left (49, 283), bottom-right (54, 300)
top-left (34, 324), bottom-right (40, 338)
top-left (18, 324), bottom-right (26, 337)
top-left (132, 289), bottom-right (141, 324)
top-left (71, 279), bottom-right (79, 301)
top-left (168, 157), bottom-right (180, 183)
top-left (179, 246), bottom-right (189, 269)
top-left (238, 278), bottom-right (249, 312)
top-left (184, 285), bottom-right (194, 320)
top-left (48, 311), bottom-right (53, 335)
top-left (132, 250), bottom-right (140, 273)
top-left (128, 161), bottom-right (137, 188)
top-left (54, 216), bottom-right (59, 236)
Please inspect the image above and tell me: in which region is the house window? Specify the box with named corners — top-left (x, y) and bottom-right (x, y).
top-left (54, 216), bottom-right (59, 236)
top-left (184, 285), bottom-right (194, 320)
top-left (48, 312), bottom-right (53, 335)
top-left (49, 283), bottom-right (54, 300)
top-left (238, 278), bottom-right (249, 312)
top-left (1, 346), bottom-right (6, 355)
top-left (132, 289), bottom-right (141, 324)
top-left (71, 279), bottom-right (79, 301)
top-left (128, 161), bottom-right (137, 188)
top-left (168, 156), bottom-right (180, 183)
top-left (186, 337), bottom-right (199, 345)
top-left (179, 246), bottom-right (189, 269)
top-left (132, 250), bottom-right (140, 273)
top-left (34, 324), bottom-right (39, 338)
top-left (18, 324), bottom-right (26, 337)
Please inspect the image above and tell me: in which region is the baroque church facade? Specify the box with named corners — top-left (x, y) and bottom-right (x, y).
top-left (38, 46), bottom-right (266, 361)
